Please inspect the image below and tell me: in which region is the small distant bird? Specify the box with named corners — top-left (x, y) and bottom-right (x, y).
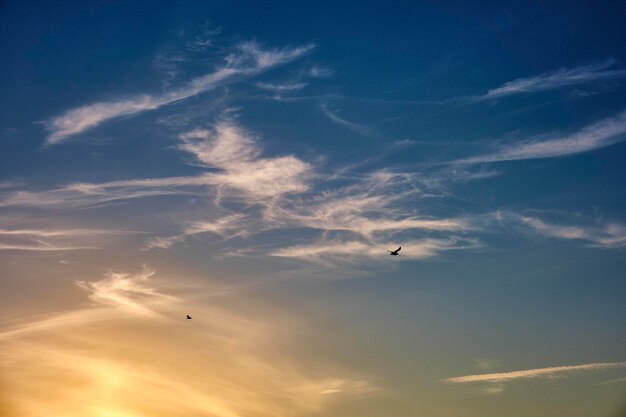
top-left (186, 315), bottom-right (192, 319)
top-left (388, 246), bottom-right (401, 256)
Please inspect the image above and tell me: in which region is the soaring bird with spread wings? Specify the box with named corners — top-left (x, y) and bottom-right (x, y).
top-left (388, 246), bottom-right (401, 256)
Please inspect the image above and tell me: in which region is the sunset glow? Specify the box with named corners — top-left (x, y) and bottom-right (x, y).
top-left (1, 1), bottom-right (625, 416)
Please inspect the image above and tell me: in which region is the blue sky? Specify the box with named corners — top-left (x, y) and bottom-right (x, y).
top-left (1, 1), bottom-right (626, 416)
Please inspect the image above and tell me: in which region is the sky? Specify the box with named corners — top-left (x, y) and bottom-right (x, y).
top-left (1, 1), bottom-right (626, 416)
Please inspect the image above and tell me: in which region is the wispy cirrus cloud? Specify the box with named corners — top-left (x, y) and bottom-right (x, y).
top-left (0, 227), bottom-right (136, 252)
top-left (3, 119), bottom-right (476, 263)
top-left (443, 361), bottom-right (626, 384)
top-left (75, 267), bottom-right (177, 317)
top-left (167, 143), bottom-right (452, 251)
top-left (457, 109), bottom-right (626, 164)
top-left (45, 42), bottom-right (314, 145)
top-left (597, 376), bottom-right (626, 386)
top-left (2, 120), bottom-right (315, 207)
top-left (519, 216), bottom-right (626, 248)
top-left (265, 171), bottom-right (468, 238)
top-left (0, 175), bottom-right (207, 209)
top-left (255, 81), bottom-right (308, 93)
top-left (0, 242), bottom-right (96, 251)
top-left (145, 213), bottom-right (247, 249)
top-left (146, 169), bottom-right (471, 257)
top-left (320, 102), bottom-right (377, 137)
top-left (146, 125), bottom-right (471, 254)
top-left (178, 121), bottom-right (313, 200)
top-left (0, 228), bottom-right (131, 237)
top-left (272, 237), bottom-right (476, 264)
top-left (0, 267), bottom-right (174, 341)
top-left (152, 27), bottom-right (223, 87)
top-left (481, 59), bottom-right (626, 99)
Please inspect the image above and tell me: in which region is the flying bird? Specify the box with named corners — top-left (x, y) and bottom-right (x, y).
top-left (388, 246), bottom-right (401, 256)
top-left (186, 315), bottom-right (192, 319)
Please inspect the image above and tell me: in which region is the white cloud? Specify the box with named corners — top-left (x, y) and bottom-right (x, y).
top-left (0, 175), bottom-right (207, 209)
top-left (4, 119), bottom-right (478, 264)
top-left (520, 216), bottom-right (626, 248)
top-left (597, 376), bottom-right (626, 385)
top-left (272, 237), bottom-right (475, 264)
top-left (255, 81), bottom-right (308, 92)
top-left (0, 228), bottom-right (131, 237)
top-left (309, 66), bottom-right (334, 78)
top-left (480, 384), bottom-right (506, 395)
top-left (45, 42), bottom-right (314, 144)
top-left (458, 110), bottom-right (626, 163)
top-left (2, 119), bottom-right (314, 217)
top-left (76, 267), bottom-right (177, 317)
top-left (0, 267), bottom-right (176, 341)
top-left (263, 170), bottom-right (468, 240)
top-left (145, 213), bottom-right (247, 249)
top-left (178, 121), bottom-right (312, 200)
top-left (0, 242), bottom-right (96, 251)
top-left (273, 193), bottom-right (466, 238)
top-left (482, 60), bottom-right (626, 99)
top-left (320, 102), bottom-right (377, 137)
top-left (0, 227), bottom-right (136, 252)
top-left (318, 378), bottom-right (376, 395)
top-left (144, 135), bottom-right (471, 255)
top-left (443, 361), bottom-right (626, 384)
top-left (144, 164), bottom-right (473, 258)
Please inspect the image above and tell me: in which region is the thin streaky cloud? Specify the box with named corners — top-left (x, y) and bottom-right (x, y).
top-left (146, 166), bottom-right (474, 258)
top-left (255, 81), bottom-right (308, 92)
top-left (149, 131), bottom-right (473, 254)
top-left (482, 59), bottom-right (626, 99)
top-left (272, 237), bottom-right (476, 264)
top-left (0, 309), bottom-right (110, 341)
top-left (312, 63), bottom-right (625, 109)
top-left (76, 267), bottom-right (177, 318)
top-left (443, 361), bottom-right (626, 383)
top-left (145, 214), bottom-right (247, 249)
top-left (320, 102), bottom-right (377, 137)
top-left (259, 168), bottom-right (470, 241)
top-left (0, 228), bottom-right (136, 237)
top-left (597, 377), bottom-right (626, 385)
top-left (520, 216), bottom-right (626, 248)
top-left (270, 192), bottom-right (468, 238)
top-left (0, 267), bottom-right (176, 341)
top-left (2, 120), bottom-right (314, 209)
top-left (45, 42), bottom-right (314, 144)
top-left (457, 109), bottom-right (626, 164)
top-left (4, 119), bottom-right (476, 264)
top-left (0, 227), bottom-right (128, 252)
top-left (0, 243), bottom-right (97, 251)
top-left (0, 175), bottom-right (208, 209)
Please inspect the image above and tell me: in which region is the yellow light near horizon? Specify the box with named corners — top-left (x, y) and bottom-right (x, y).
top-left (0, 269), bottom-right (372, 417)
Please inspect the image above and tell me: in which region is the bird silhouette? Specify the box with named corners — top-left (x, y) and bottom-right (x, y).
top-left (186, 315), bottom-right (192, 319)
top-left (388, 246), bottom-right (401, 255)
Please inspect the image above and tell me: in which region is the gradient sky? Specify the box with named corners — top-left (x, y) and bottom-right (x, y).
top-left (1, 1), bottom-right (626, 416)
